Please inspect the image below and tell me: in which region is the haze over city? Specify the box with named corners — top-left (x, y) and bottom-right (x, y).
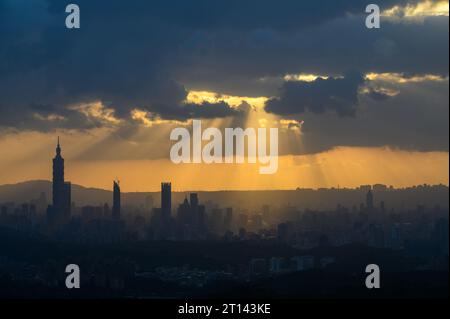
top-left (0, 0), bottom-right (448, 302)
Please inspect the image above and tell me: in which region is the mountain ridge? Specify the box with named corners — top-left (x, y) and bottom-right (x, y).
top-left (1, 180), bottom-right (448, 211)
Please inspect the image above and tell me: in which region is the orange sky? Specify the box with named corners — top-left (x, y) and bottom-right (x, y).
top-left (0, 129), bottom-right (447, 191)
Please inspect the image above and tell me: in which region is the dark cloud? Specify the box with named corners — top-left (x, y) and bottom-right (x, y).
top-left (276, 78), bottom-right (449, 155)
top-left (0, 0), bottom-right (241, 129)
top-left (151, 101), bottom-right (242, 121)
top-left (0, 0), bottom-right (448, 155)
top-left (265, 72), bottom-right (365, 117)
top-left (176, 15), bottom-right (449, 96)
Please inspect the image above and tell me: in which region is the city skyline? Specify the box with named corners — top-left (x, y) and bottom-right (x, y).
top-left (0, 0), bottom-right (448, 304)
top-left (0, 131), bottom-right (447, 299)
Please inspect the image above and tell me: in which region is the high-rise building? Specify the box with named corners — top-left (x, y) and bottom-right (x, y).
top-left (190, 193), bottom-right (198, 210)
top-left (366, 189), bottom-right (374, 211)
top-left (1, 206), bottom-right (7, 216)
top-left (224, 207), bottom-right (233, 230)
top-left (380, 201), bottom-right (386, 214)
top-left (161, 182), bottom-right (172, 219)
top-left (189, 193), bottom-right (199, 225)
top-left (177, 197), bottom-right (191, 224)
top-left (113, 180), bottom-right (121, 219)
top-left (47, 137), bottom-right (71, 225)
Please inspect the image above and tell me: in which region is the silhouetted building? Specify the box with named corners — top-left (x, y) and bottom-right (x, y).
top-left (161, 182), bottom-right (172, 219)
top-left (103, 203), bottom-right (110, 217)
top-left (150, 183), bottom-right (173, 239)
top-left (112, 180), bottom-right (121, 219)
top-left (1, 206), bottom-right (7, 216)
top-left (47, 137), bottom-right (71, 227)
top-left (189, 193), bottom-right (200, 226)
top-left (176, 193), bottom-right (207, 239)
top-left (366, 189), bottom-right (374, 211)
top-left (224, 207), bottom-right (233, 230)
top-left (177, 197), bottom-right (191, 225)
top-left (373, 184), bottom-right (387, 192)
top-left (190, 193), bottom-right (198, 210)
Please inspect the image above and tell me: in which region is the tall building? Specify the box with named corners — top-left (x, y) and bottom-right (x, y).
top-left (112, 180), bottom-right (121, 219)
top-left (47, 137), bottom-right (71, 225)
top-left (380, 201), bottom-right (386, 214)
top-left (177, 196), bottom-right (191, 227)
top-left (224, 207), bottom-right (233, 230)
top-left (161, 182), bottom-right (172, 219)
top-left (189, 193), bottom-right (199, 225)
top-left (366, 189), bottom-right (374, 211)
top-left (190, 193), bottom-right (198, 210)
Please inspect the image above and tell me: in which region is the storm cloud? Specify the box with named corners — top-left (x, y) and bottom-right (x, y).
top-left (0, 0), bottom-right (448, 155)
top-left (265, 72), bottom-right (365, 117)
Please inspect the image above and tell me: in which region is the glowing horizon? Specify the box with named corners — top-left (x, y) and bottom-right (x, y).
top-left (0, 130), bottom-right (447, 192)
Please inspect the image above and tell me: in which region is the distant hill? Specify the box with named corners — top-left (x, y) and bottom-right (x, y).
top-left (0, 180), bottom-right (448, 211)
top-left (0, 180), bottom-right (204, 207)
top-left (0, 180), bottom-right (114, 206)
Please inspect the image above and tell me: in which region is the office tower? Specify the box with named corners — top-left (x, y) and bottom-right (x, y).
top-left (103, 203), bottom-right (111, 217)
top-left (253, 214), bottom-right (263, 230)
top-left (189, 193), bottom-right (199, 225)
top-left (161, 182), bottom-right (172, 219)
top-left (224, 207), bottom-right (233, 230)
top-left (366, 189), bottom-right (374, 211)
top-left (48, 137), bottom-right (71, 225)
top-left (238, 213), bottom-right (248, 229)
top-left (380, 201), bottom-right (386, 214)
top-left (177, 197), bottom-right (191, 224)
top-left (113, 180), bottom-right (121, 219)
top-left (211, 208), bottom-right (224, 233)
top-left (190, 193), bottom-right (198, 210)
top-left (52, 137), bottom-right (64, 208)
top-left (197, 204), bottom-right (206, 232)
top-left (21, 203), bottom-right (29, 216)
top-left (434, 218), bottom-right (449, 254)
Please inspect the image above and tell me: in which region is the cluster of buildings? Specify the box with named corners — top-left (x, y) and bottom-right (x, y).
top-left (0, 139), bottom-right (448, 262)
top-left (0, 139), bottom-right (448, 296)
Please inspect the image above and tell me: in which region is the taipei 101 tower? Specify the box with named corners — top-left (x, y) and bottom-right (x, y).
top-left (47, 137), bottom-right (71, 227)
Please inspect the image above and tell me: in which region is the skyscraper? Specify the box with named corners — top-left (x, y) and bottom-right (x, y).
top-left (189, 193), bottom-right (199, 225)
top-left (113, 180), bottom-right (121, 219)
top-left (177, 196), bottom-right (191, 225)
top-left (190, 193), bottom-right (198, 210)
top-left (161, 182), bottom-right (172, 219)
top-left (48, 137), bottom-right (71, 225)
top-left (366, 189), bottom-right (374, 211)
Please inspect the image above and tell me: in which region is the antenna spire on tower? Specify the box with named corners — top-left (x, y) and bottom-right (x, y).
top-left (56, 136), bottom-right (61, 155)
